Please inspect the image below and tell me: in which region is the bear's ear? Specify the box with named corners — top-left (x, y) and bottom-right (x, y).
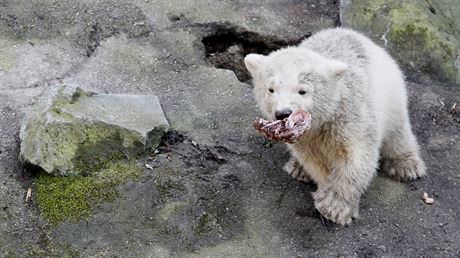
top-left (328, 60), bottom-right (348, 79)
top-left (244, 54), bottom-right (265, 75)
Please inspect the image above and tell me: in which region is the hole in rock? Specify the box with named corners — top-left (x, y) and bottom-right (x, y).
top-left (202, 25), bottom-right (310, 82)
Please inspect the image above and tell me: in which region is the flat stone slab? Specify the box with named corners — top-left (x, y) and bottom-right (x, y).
top-left (20, 85), bottom-right (168, 176)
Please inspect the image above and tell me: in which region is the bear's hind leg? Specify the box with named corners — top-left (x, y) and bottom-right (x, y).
top-left (380, 123), bottom-right (426, 181)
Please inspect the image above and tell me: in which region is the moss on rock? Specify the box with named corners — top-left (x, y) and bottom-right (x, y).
top-left (36, 160), bottom-right (142, 225)
top-left (341, 0), bottom-right (460, 84)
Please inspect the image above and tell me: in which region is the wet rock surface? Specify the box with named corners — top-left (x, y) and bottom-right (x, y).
top-left (0, 0), bottom-right (459, 257)
top-left (20, 85), bottom-right (168, 176)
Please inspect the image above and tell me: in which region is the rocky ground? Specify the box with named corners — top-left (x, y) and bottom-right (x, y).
top-left (0, 0), bottom-right (459, 257)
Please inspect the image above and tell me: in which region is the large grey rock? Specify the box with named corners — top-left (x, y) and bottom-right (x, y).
top-left (20, 85), bottom-right (168, 176)
top-left (341, 0), bottom-right (460, 84)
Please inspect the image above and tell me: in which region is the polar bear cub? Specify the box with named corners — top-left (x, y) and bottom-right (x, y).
top-left (244, 28), bottom-right (426, 225)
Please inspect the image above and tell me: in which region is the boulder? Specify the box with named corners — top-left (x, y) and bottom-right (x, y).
top-left (341, 0), bottom-right (460, 84)
top-left (20, 85), bottom-right (168, 176)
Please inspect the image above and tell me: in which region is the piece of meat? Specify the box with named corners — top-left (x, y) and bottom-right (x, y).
top-left (422, 192), bottom-right (435, 204)
top-left (253, 110), bottom-right (311, 144)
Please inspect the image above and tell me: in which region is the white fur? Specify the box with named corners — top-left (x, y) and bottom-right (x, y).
top-left (245, 28), bottom-right (426, 225)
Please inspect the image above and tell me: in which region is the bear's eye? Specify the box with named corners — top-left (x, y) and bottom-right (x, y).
top-left (268, 88), bottom-right (274, 93)
top-left (298, 90), bottom-right (306, 95)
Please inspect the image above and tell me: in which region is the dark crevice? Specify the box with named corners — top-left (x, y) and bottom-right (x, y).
top-left (333, 0), bottom-right (341, 26)
top-left (168, 13), bottom-right (185, 22)
top-left (22, 161), bottom-right (44, 179)
top-left (424, 0), bottom-right (437, 15)
top-left (86, 22), bottom-right (105, 57)
top-left (83, 22), bottom-right (151, 58)
top-left (201, 24), bottom-right (310, 82)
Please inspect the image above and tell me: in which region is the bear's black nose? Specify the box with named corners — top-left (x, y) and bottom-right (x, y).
top-left (275, 109), bottom-right (292, 120)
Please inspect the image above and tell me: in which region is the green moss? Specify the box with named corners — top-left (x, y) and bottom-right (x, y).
top-left (36, 160), bottom-right (142, 225)
top-left (389, 23), bottom-right (455, 76)
top-left (2, 252), bottom-right (17, 258)
top-left (71, 128), bottom-right (143, 175)
top-left (29, 120), bottom-right (144, 176)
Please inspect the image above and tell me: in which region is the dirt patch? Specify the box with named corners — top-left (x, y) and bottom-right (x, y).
top-left (157, 131), bottom-right (230, 168)
top-left (201, 24), bottom-right (309, 82)
top-left (144, 131), bottom-right (246, 251)
top-left (427, 100), bottom-right (460, 127)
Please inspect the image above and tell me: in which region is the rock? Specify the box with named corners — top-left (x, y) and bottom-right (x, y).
top-left (20, 85), bottom-right (168, 176)
top-left (340, 0), bottom-right (460, 84)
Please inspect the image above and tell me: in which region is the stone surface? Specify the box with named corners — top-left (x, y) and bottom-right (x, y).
top-left (0, 0), bottom-right (459, 257)
top-left (20, 85), bottom-right (168, 175)
top-left (341, 0), bottom-right (460, 84)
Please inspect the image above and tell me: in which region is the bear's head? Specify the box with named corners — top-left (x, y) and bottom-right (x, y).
top-left (244, 48), bottom-right (347, 127)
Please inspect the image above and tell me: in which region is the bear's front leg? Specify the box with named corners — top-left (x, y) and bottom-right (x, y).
top-left (313, 149), bottom-right (378, 225)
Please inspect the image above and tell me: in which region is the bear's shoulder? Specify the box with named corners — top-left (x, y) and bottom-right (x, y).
top-left (300, 28), bottom-right (370, 66)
